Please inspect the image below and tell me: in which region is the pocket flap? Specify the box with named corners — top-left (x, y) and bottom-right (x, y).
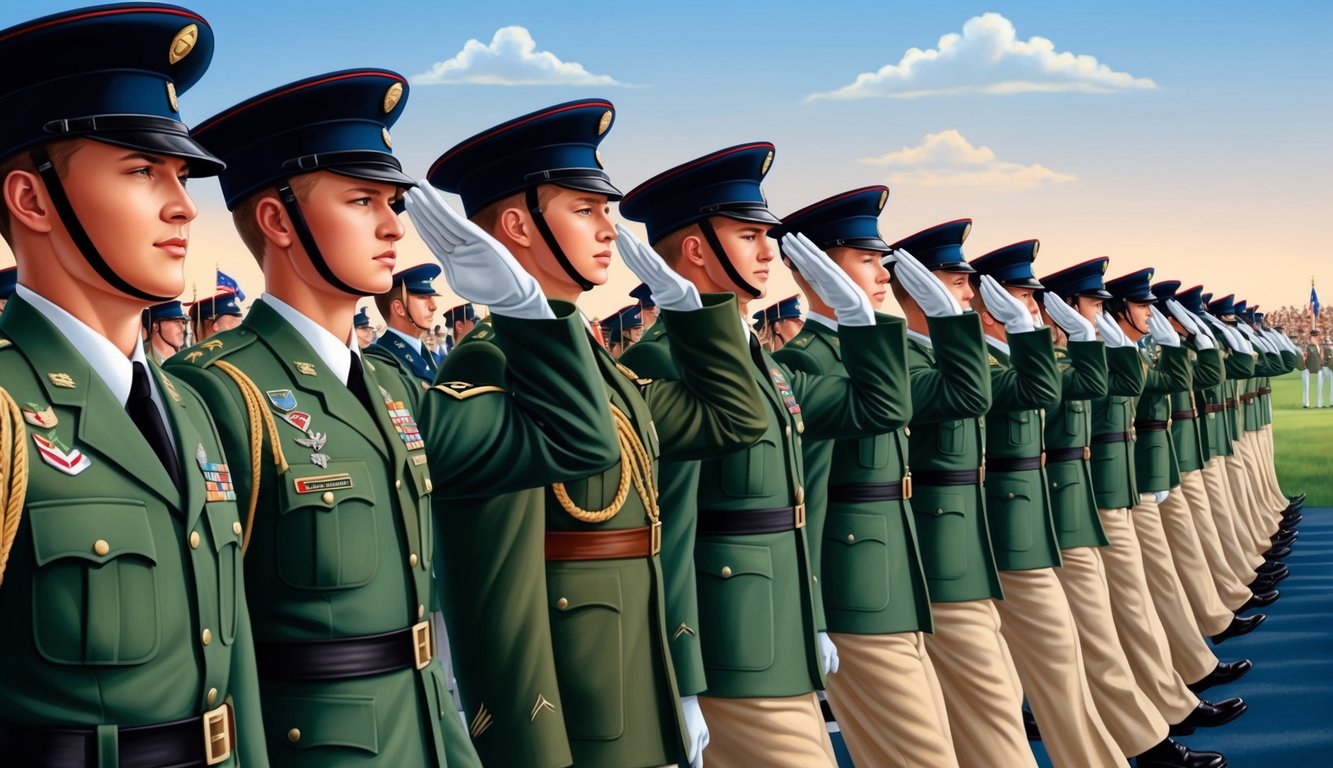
top-left (271, 693), bottom-right (378, 754)
top-left (203, 503), bottom-right (242, 552)
top-left (695, 541), bottom-right (773, 580)
top-left (548, 569), bottom-right (623, 613)
top-left (988, 475), bottom-right (1034, 502)
top-left (824, 511), bottom-right (889, 546)
top-left (280, 460), bottom-right (376, 513)
top-left (912, 489), bottom-right (967, 518)
top-left (29, 499), bottom-right (156, 567)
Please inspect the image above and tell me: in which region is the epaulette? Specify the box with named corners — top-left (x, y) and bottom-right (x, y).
top-left (987, 353), bottom-right (1001, 367)
top-left (173, 327), bottom-right (259, 368)
top-left (0, 336), bottom-right (12, 351)
top-left (615, 361), bottom-right (653, 386)
top-left (646, 322), bottom-right (667, 341)
top-left (1053, 347), bottom-right (1070, 360)
top-left (789, 335), bottom-right (812, 349)
top-left (433, 380), bottom-right (506, 400)
top-left (461, 317), bottom-right (495, 345)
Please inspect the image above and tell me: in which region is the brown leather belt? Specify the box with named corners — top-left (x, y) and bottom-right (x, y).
top-left (698, 505), bottom-right (805, 535)
top-left (1204, 403), bottom-right (1226, 414)
top-left (0, 703), bottom-right (234, 767)
top-left (1171, 409), bottom-right (1197, 421)
top-left (1258, 386), bottom-right (1272, 395)
top-left (1134, 419), bottom-right (1169, 432)
top-left (986, 455), bottom-right (1044, 473)
top-left (913, 468), bottom-right (983, 486)
top-left (1091, 430), bottom-right (1132, 444)
top-left (1047, 446), bottom-right (1091, 463)
top-left (256, 623), bottom-right (433, 682)
top-left (829, 478), bottom-right (912, 502)
top-left (545, 525), bottom-right (660, 561)
top-left (1239, 392), bottom-right (1257, 403)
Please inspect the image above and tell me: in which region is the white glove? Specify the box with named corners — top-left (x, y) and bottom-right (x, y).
top-left (680, 695), bottom-right (709, 768)
top-left (406, 185), bottom-right (554, 320)
top-left (1154, 490), bottom-right (1170, 504)
top-left (1272, 330), bottom-right (1299, 354)
top-left (1147, 307), bottom-right (1181, 348)
top-left (888, 247), bottom-right (962, 318)
top-left (978, 275), bottom-right (1035, 332)
top-left (1097, 312), bottom-right (1134, 348)
top-left (614, 224), bottom-right (702, 312)
top-left (818, 631), bottom-right (840, 675)
top-left (1201, 313), bottom-right (1248, 353)
top-left (1166, 299), bottom-right (1213, 350)
top-left (780, 233), bottom-right (875, 326)
top-left (1042, 294), bottom-right (1095, 342)
top-left (1192, 313), bottom-right (1219, 345)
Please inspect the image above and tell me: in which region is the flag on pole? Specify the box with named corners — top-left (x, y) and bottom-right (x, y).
top-left (217, 269), bottom-right (245, 301)
top-left (1312, 278), bottom-right (1321, 318)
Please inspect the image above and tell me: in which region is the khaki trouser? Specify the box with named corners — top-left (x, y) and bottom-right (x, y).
top-left (1241, 431), bottom-right (1281, 514)
top-left (1056, 546), bottom-right (1169, 757)
top-left (825, 631), bottom-right (959, 768)
top-left (1182, 468), bottom-right (1254, 610)
top-left (1224, 454), bottom-right (1271, 557)
top-left (1202, 459), bottom-right (1265, 586)
top-left (1258, 425), bottom-right (1289, 510)
top-left (697, 692), bottom-right (836, 768)
top-left (1096, 506), bottom-right (1200, 724)
top-left (1129, 493), bottom-right (1221, 684)
top-left (996, 568), bottom-right (1123, 768)
top-left (1156, 484), bottom-right (1235, 636)
top-left (1237, 435), bottom-right (1281, 535)
top-left (924, 599), bottom-right (1036, 768)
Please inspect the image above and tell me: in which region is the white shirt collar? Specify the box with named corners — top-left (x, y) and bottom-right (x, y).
top-left (263, 294), bottom-right (357, 382)
top-left (906, 328), bottom-right (933, 349)
top-left (985, 336), bottom-right (1011, 356)
top-left (385, 326), bottom-right (423, 355)
top-left (806, 310), bottom-right (837, 332)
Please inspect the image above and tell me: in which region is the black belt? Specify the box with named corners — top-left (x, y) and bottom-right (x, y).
top-left (0, 704), bottom-right (234, 768)
top-left (913, 468), bottom-right (982, 486)
top-left (1171, 409), bottom-right (1196, 421)
top-left (256, 622), bottom-right (433, 682)
top-left (985, 455), bottom-right (1044, 473)
top-left (698, 505), bottom-right (805, 535)
top-left (1047, 446), bottom-right (1091, 463)
top-left (1134, 419), bottom-right (1169, 432)
top-left (1091, 431), bottom-right (1131, 444)
top-left (828, 479), bottom-right (912, 502)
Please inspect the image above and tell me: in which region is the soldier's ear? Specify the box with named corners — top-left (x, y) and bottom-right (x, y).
top-left (496, 206), bottom-right (533, 250)
top-left (681, 233), bottom-right (706, 268)
top-left (4, 168), bottom-right (55, 235)
top-left (254, 193), bottom-right (295, 250)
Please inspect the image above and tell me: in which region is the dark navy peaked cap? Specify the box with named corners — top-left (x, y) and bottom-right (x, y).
top-left (751, 307), bottom-right (768, 330)
top-left (620, 142), bottom-right (781, 244)
top-left (768, 186), bottom-right (891, 254)
top-left (194, 69), bottom-right (413, 209)
top-left (427, 99), bottom-right (622, 216)
top-left (0, 3), bottom-right (222, 173)
top-left (888, 220), bottom-right (975, 273)
top-left (0, 266), bottom-right (16, 300)
top-left (1151, 280), bottom-right (1181, 305)
top-left (392, 264), bottom-right (441, 296)
top-left (601, 303), bottom-right (643, 344)
top-left (353, 306), bottom-right (371, 328)
top-left (1105, 268), bottom-right (1156, 303)
top-left (1175, 284), bottom-right (1206, 313)
top-left (629, 283), bottom-right (656, 309)
top-left (774, 295), bottom-right (802, 320)
top-left (1207, 294), bottom-right (1235, 316)
top-left (190, 290), bottom-right (241, 320)
top-left (1040, 257), bottom-right (1112, 300)
top-left (1233, 300), bottom-right (1248, 317)
top-left (148, 300), bottom-right (187, 321)
top-left (971, 240), bottom-right (1042, 289)
top-left (443, 303), bottom-right (476, 328)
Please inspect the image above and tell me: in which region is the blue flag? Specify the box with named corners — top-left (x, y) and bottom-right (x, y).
top-left (1312, 282), bottom-right (1321, 319)
top-left (217, 269), bottom-right (245, 301)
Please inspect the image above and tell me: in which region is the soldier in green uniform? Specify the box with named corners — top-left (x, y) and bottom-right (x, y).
top-left (169, 76), bottom-right (625, 768)
top-left (967, 243), bottom-right (1125, 767)
top-left (620, 145), bottom-right (910, 767)
top-left (367, 263), bottom-right (442, 388)
top-left (189, 290), bottom-right (243, 343)
top-left (419, 101), bottom-right (769, 768)
top-left (145, 300), bottom-right (190, 364)
top-left (1240, 307), bottom-right (1303, 532)
top-left (1301, 330), bottom-right (1322, 407)
top-left (631, 283), bottom-right (661, 331)
top-left (760, 187), bottom-right (958, 767)
top-left (0, 6), bottom-right (267, 766)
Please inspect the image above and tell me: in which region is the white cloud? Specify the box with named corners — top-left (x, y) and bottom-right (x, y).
top-left (861, 130), bottom-right (1076, 189)
top-left (808, 12), bottom-right (1155, 100)
top-left (412, 26), bottom-right (626, 87)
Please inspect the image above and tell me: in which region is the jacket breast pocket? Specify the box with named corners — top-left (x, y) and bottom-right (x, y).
top-left (204, 503), bottom-right (243, 646)
top-left (823, 511), bottom-right (891, 612)
top-left (912, 490), bottom-right (969, 581)
top-left (266, 693), bottom-right (378, 757)
top-left (986, 476), bottom-right (1035, 552)
top-left (1064, 401), bottom-right (1087, 436)
top-left (857, 433), bottom-right (891, 470)
top-left (1007, 410), bottom-right (1037, 446)
top-left (695, 541), bottom-right (774, 672)
top-left (547, 569), bottom-right (625, 741)
top-left (720, 435), bottom-right (782, 499)
top-left (28, 498), bottom-right (160, 666)
top-left (936, 420), bottom-right (965, 456)
top-left (278, 461), bottom-right (379, 590)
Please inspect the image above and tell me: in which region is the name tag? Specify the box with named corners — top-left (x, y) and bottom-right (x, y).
top-left (293, 473), bottom-right (355, 494)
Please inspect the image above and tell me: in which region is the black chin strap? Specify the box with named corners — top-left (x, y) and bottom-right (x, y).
top-left (400, 284), bottom-right (432, 333)
top-left (698, 217), bottom-right (761, 299)
top-left (277, 181), bottom-right (372, 297)
top-left (525, 186), bottom-right (595, 292)
top-left (30, 147), bottom-right (174, 302)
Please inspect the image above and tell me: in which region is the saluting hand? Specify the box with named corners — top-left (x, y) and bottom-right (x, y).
top-left (1096, 312), bottom-right (1134, 348)
top-left (1166, 299), bottom-right (1213, 350)
top-left (1147, 307), bottom-right (1181, 348)
top-left (780, 232), bottom-right (875, 326)
top-left (1042, 294), bottom-right (1096, 342)
top-left (614, 224), bottom-right (702, 311)
top-left (978, 274), bottom-right (1035, 332)
top-left (888, 247), bottom-right (963, 318)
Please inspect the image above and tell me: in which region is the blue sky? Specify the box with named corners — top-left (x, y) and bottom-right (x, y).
top-left (7, 1), bottom-right (1332, 321)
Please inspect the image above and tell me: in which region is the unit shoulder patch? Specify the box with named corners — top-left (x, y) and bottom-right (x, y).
top-left (433, 381), bottom-right (507, 400)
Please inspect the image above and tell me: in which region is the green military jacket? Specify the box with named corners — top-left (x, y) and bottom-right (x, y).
top-left (904, 314), bottom-right (997, 603)
top-left (1133, 345), bottom-right (1192, 493)
top-left (1043, 341), bottom-right (1111, 550)
top-left (0, 297), bottom-right (267, 767)
top-left (441, 294), bottom-right (766, 768)
top-left (686, 314), bottom-right (906, 699)
top-left (169, 298), bottom-right (619, 768)
top-left (1089, 346), bottom-right (1150, 510)
top-left (772, 317), bottom-right (930, 636)
top-left (1303, 344), bottom-right (1322, 374)
top-left (1222, 348), bottom-right (1254, 444)
top-left (1171, 345), bottom-right (1222, 473)
top-left (982, 331), bottom-right (1063, 571)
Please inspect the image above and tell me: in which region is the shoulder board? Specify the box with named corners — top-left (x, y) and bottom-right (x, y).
top-left (789, 334), bottom-right (812, 349)
top-left (1053, 347), bottom-right (1070, 360)
top-left (0, 337), bottom-right (11, 350)
top-left (615, 361), bottom-right (654, 386)
top-left (173, 328), bottom-right (258, 368)
top-left (988, 353), bottom-right (1001, 367)
top-left (646, 323), bottom-right (667, 341)
top-left (462, 320), bottom-right (495, 344)
top-left (433, 380), bottom-right (506, 400)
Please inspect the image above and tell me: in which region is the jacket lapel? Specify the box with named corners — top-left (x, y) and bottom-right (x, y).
top-left (805, 322), bottom-right (843, 363)
top-left (152, 363), bottom-right (207, 529)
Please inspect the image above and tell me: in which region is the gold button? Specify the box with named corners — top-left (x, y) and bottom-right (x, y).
top-left (418, 604), bottom-right (425, 619)
top-left (207, 687), bottom-right (218, 705)
top-left (1007, 492), bottom-right (1016, 500)
top-left (796, 487), bottom-right (805, 505)
top-left (425, 479), bottom-right (433, 493)
top-left (721, 566), bottom-right (733, 578)
top-left (189, 531), bottom-right (201, 549)
top-left (321, 491), bottom-right (335, 505)
top-left (1052, 482), bottom-right (1059, 489)
top-left (232, 521), bottom-right (242, 535)
top-left (201, 628), bottom-right (212, 646)
top-left (813, 575), bottom-right (818, 583)
top-left (556, 597), bottom-right (569, 610)
top-left (936, 508), bottom-right (944, 515)
top-left (785, 425), bottom-right (792, 438)
top-left (409, 553), bottom-right (419, 567)
top-left (846, 534), bottom-right (855, 543)
top-left (93, 539), bottom-right (109, 556)
top-left (288, 728), bottom-right (301, 743)
top-left (797, 421), bottom-right (805, 435)
top-left (396, 479), bottom-right (402, 489)
top-left (905, 427), bottom-right (911, 437)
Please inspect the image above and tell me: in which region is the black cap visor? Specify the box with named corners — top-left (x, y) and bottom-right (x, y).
top-left (934, 261), bottom-right (977, 274)
top-left (87, 129), bottom-right (225, 177)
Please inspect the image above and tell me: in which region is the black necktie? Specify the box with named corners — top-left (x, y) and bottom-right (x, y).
top-left (127, 362), bottom-right (183, 492)
top-left (748, 333), bottom-right (768, 372)
top-left (346, 353), bottom-right (378, 416)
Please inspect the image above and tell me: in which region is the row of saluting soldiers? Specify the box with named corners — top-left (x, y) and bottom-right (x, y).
top-left (0, 5), bottom-right (1303, 768)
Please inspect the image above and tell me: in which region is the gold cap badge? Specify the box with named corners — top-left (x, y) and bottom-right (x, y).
top-left (594, 149), bottom-right (604, 168)
top-left (169, 24), bottom-right (199, 65)
top-left (165, 81), bottom-right (179, 112)
top-left (382, 128), bottom-right (393, 148)
top-left (383, 82), bottom-right (404, 114)
top-left (761, 150), bottom-right (774, 175)
top-left (878, 189), bottom-right (888, 210)
top-left (597, 109), bottom-right (613, 136)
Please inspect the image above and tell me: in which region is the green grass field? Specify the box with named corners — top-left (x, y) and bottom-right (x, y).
top-left (1269, 372), bottom-right (1333, 506)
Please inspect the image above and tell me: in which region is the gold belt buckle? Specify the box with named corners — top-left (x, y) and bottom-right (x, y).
top-left (1082, 446), bottom-right (1091, 461)
top-left (901, 474), bottom-right (913, 500)
top-left (650, 521), bottom-right (662, 556)
top-left (1039, 451), bottom-right (1047, 468)
top-left (794, 503), bottom-right (806, 529)
top-left (978, 465), bottom-right (986, 484)
top-left (412, 620), bottom-right (433, 670)
top-left (202, 702), bottom-right (233, 766)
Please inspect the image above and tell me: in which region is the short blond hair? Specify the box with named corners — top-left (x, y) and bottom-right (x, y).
top-left (650, 224), bottom-right (701, 269)
top-left (231, 172), bottom-right (322, 265)
top-left (470, 184), bottom-right (561, 235)
top-left (0, 139), bottom-right (83, 246)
